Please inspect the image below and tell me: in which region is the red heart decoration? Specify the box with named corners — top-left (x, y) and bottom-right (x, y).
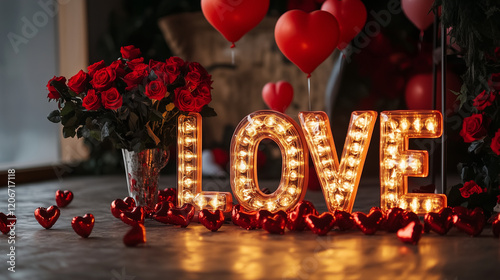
top-left (353, 208), bottom-right (384, 235)
top-left (0, 213), bottom-right (16, 234)
top-left (321, 0), bottom-right (367, 50)
top-left (123, 223), bottom-right (146, 247)
top-left (110, 197), bottom-right (136, 219)
top-left (256, 210), bottom-right (287, 229)
top-left (55, 190), bottom-right (74, 208)
top-left (452, 206), bottom-right (469, 216)
top-left (158, 188), bottom-right (177, 205)
top-left (166, 204), bottom-right (196, 228)
top-left (334, 210), bottom-right (355, 231)
top-left (287, 200), bottom-right (318, 231)
top-left (275, 10), bottom-right (339, 76)
top-left (305, 212), bottom-right (335, 236)
top-left (232, 204), bottom-right (242, 226)
top-left (452, 207), bottom-right (485, 237)
top-left (120, 206), bottom-right (145, 226)
top-left (492, 214), bottom-right (500, 238)
top-left (71, 213), bottom-right (95, 238)
top-left (383, 207), bottom-right (405, 232)
top-left (402, 211), bottom-right (420, 228)
top-left (397, 221), bottom-right (423, 245)
top-left (201, 0), bottom-right (270, 46)
top-left (34, 205), bottom-right (60, 229)
top-left (262, 81), bottom-right (294, 113)
top-left (199, 209), bottom-right (225, 232)
top-left (152, 201), bottom-right (175, 223)
top-left (424, 207), bottom-right (453, 235)
top-left (262, 215), bottom-right (287, 235)
top-left (401, 0), bottom-right (435, 31)
top-left (235, 210), bottom-right (259, 230)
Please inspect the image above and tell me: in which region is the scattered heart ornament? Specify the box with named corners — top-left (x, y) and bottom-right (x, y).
top-left (256, 210), bottom-right (287, 229)
top-left (262, 81), bottom-right (294, 113)
top-left (232, 204), bottom-right (243, 226)
top-left (262, 214), bottom-right (287, 235)
top-left (424, 207), bottom-right (453, 235)
top-left (110, 197), bottom-right (136, 219)
top-left (383, 207), bottom-right (405, 232)
top-left (275, 10), bottom-right (340, 76)
top-left (0, 213), bottom-right (16, 234)
top-left (353, 208), bottom-right (384, 235)
top-left (334, 210), bottom-right (355, 231)
top-left (235, 210), bottom-right (259, 230)
top-left (492, 214), bottom-right (500, 238)
top-left (71, 213), bottom-right (95, 238)
top-left (166, 204), bottom-right (196, 228)
top-left (55, 190), bottom-right (74, 208)
top-left (123, 223), bottom-right (146, 247)
top-left (305, 212), bottom-right (335, 236)
top-left (287, 200), bottom-right (318, 231)
top-left (199, 209), bottom-right (225, 232)
top-left (397, 221), bottom-right (423, 245)
top-left (153, 201), bottom-right (175, 223)
top-left (321, 0), bottom-right (367, 50)
top-left (452, 207), bottom-right (485, 237)
top-left (158, 188), bottom-right (177, 205)
top-left (120, 206), bottom-right (145, 226)
top-left (402, 211), bottom-right (420, 228)
top-left (34, 205), bottom-right (60, 229)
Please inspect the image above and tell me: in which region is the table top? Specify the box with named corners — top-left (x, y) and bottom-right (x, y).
top-left (2, 175), bottom-right (499, 280)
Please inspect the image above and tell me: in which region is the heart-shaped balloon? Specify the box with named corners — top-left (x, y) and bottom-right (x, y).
top-left (166, 204), bottom-right (196, 228)
top-left (424, 207), bottom-right (453, 235)
top-left (401, 0), bottom-right (435, 31)
top-left (262, 81), bottom-right (294, 113)
top-left (321, 0), bottom-right (367, 50)
top-left (55, 190), bottom-right (74, 208)
top-left (397, 221), bottom-right (423, 245)
top-left (353, 208), bottom-right (384, 235)
top-left (383, 207), bottom-right (405, 232)
top-left (34, 205), bottom-right (60, 229)
top-left (158, 188), bottom-right (177, 205)
top-left (0, 213), bottom-right (16, 234)
top-left (110, 197), bottom-right (136, 219)
top-left (305, 212), bottom-right (335, 236)
top-left (201, 0), bottom-right (270, 47)
top-left (123, 224), bottom-right (146, 247)
top-left (120, 206), bottom-right (145, 226)
top-left (334, 210), bottom-right (355, 231)
top-left (452, 207), bottom-right (485, 237)
top-left (235, 210), bottom-right (258, 230)
top-left (287, 200), bottom-right (318, 231)
top-left (71, 213), bottom-right (95, 238)
top-left (262, 215), bottom-right (287, 235)
top-left (153, 201), bottom-right (175, 224)
top-left (256, 209), bottom-right (287, 229)
top-left (275, 10), bottom-right (339, 76)
top-left (492, 214), bottom-right (500, 238)
top-left (199, 209), bottom-right (225, 232)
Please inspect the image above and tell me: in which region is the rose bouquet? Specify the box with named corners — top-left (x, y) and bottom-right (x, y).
top-left (46, 45), bottom-right (216, 152)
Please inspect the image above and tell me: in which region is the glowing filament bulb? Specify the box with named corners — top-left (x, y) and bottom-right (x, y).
top-left (345, 170), bottom-right (354, 180)
top-left (351, 143), bottom-right (361, 154)
top-left (413, 118), bottom-right (422, 132)
top-left (424, 199), bottom-right (432, 212)
top-left (184, 151), bottom-right (195, 161)
top-left (287, 185), bottom-right (297, 195)
top-left (410, 198), bottom-right (419, 212)
top-left (184, 178), bottom-right (193, 187)
top-left (237, 160), bottom-right (248, 173)
top-left (264, 116), bottom-right (276, 127)
top-left (386, 145), bottom-right (397, 155)
top-left (425, 118), bottom-right (436, 132)
top-left (288, 146), bottom-right (298, 156)
top-left (246, 126), bottom-right (257, 137)
top-left (275, 124), bottom-right (286, 135)
top-left (388, 193), bottom-right (396, 203)
top-left (185, 164), bottom-right (194, 174)
top-left (184, 137), bottom-right (194, 147)
top-left (290, 170), bottom-right (298, 181)
top-left (355, 117), bottom-right (367, 128)
top-left (210, 197), bottom-right (220, 209)
top-left (347, 156), bottom-right (356, 167)
top-left (409, 159), bottom-right (421, 171)
top-left (182, 190), bottom-right (194, 201)
top-left (400, 118), bottom-right (409, 131)
top-left (238, 150), bottom-right (248, 158)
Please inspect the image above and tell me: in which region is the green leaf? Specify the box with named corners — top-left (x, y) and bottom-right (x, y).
top-left (150, 109), bottom-right (163, 122)
top-left (146, 123), bottom-right (161, 145)
top-left (47, 110), bottom-right (61, 123)
top-left (89, 129), bottom-right (101, 141)
top-left (60, 101), bottom-right (75, 117)
top-left (129, 112), bottom-right (139, 130)
top-left (200, 105), bottom-right (217, 117)
top-left (64, 116), bottom-right (78, 127)
top-left (62, 126), bottom-right (76, 138)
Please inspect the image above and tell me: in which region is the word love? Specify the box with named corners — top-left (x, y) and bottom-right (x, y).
top-left (177, 110), bottom-right (446, 215)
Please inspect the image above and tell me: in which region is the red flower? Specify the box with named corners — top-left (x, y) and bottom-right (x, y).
top-left (46, 76), bottom-right (66, 100)
top-left (193, 84), bottom-right (212, 105)
top-left (127, 58), bottom-right (146, 71)
top-left (101, 88), bottom-right (123, 110)
top-left (91, 67), bottom-right (116, 91)
top-left (166, 56), bottom-right (185, 83)
top-left (120, 45), bottom-right (141, 60)
top-left (497, 194), bottom-right (500, 203)
top-left (459, 180), bottom-right (484, 198)
top-left (87, 60), bottom-right (106, 78)
top-left (145, 80), bottom-right (168, 101)
top-left (67, 70), bottom-right (89, 94)
top-left (491, 129), bottom-right (500, 155)
top-left (82, 89), bottom-right (101, 111)
top-left (110, 60), bottom-right (126, 78)
top-left (174, 87), bottom-right (198, 112)
top-left (460, 114), bottom-right (489, 143)
top-left (123, 69), bottom-right (148, 91)
top-left (473, 90), bottom-right (496, 111)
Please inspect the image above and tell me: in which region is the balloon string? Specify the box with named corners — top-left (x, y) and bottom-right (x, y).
top-left (418, 30), bottom-right (424, 52)
top-left (307, 75), bottom-right (311, 111)
top-left (231, 49), bottom-right (235, 65)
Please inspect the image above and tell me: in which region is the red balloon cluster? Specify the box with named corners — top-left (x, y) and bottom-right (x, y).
top-left (321, 0), bottom-right (367, 50)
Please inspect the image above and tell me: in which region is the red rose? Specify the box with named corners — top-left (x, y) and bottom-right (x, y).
top-left (67, 70), bottom-right (89, 94)
top-left (497, 194), bottom-right (500, 203)
top-left (110, 60), bottom-right (126, 78)
top-left (82, 89), bottom-right (101, 111)
top-left (473, 90), bottom-right (496, 110)
top-left (123, 69), bottom-right (148, 90)
top-left (46, 76), bottom-right (66, 100)
top-left (120, 45), bottom-right (141, 60)
top-left (101, 88), bottom-right (123, 110)
top-left (174, 87), bottom-right (198, 112)
top-left (127, 58), bottom-right (146, 71)
top-left (459, 180), bottom-right (484, 198)
top-left (165, 56), bottom-right (185, 83)
top-left (491, 129), bottom-right (500, 155)
top-left (185, 70), bottom-right (202, 90)
top-left (149, 60), bottom-right (166, 72)
top-left (193, 84), bottom-right (212, 105)
top-left (145, 80), bottom-right (168, 100)
top-left (87, 60), bottom-right (106, 78)
top-left (90, 67), bottom-right (116, 91)
top-left (460, 114), bottom-right (489, 143)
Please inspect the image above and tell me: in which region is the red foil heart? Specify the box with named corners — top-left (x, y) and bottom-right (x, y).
top-left (0, 213), bottom-right (16, 234)
top-left (287, 200), bottom-right (318, 231)
top-left (231, 204), bottom-right (242, 226)
top-left (71, 213), bottom-right (95, 238)
top-left (397, 221), bottom-right (423, 245)
top-left (120, 206), bottom-right (145, 226)
top-left (452, 206), bottom-right (469, 216)
top-left (353, 208), bottom-right (384, 235)
top-left (452, 207), bottom-right (485, 237)
top-left (305, 212), bottom-right (335, 236)
top-left (492, 214), bottom-right (500, 238)
top-left (158, 188), bottom-right (177, 204)
top-left (34, 205), bottom-right (60, 229)
top-left (166, 204), bottom-right (196, 228)
top-left (123, 223), bottom-right (146, 247)
top-left (55, 190), bottom-right (74, 208)
top-left (110, 197), bottom-right (136, 219)
top-left (152, 201), bottom-right (175, 223)
top-left (199, 209), bottom-right (225, 232)
top-left (235, 210), bottom-right (259, 230)
top-left (262, 214), bottom-right (287, 235)
top-left (334, 210), bottom-right (355, 231)
top-left (256, 210), bottom-right (287, 229)
top-left (383, 207), bottom-right (405, 232)
top-left (402, 211), bottom-right (420, 228)
top-left (424, 207), bottom-right (453, 235)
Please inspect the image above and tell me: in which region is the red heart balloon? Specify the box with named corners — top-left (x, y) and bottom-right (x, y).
top-left (452, 207), bottom-right (485, 237)
top-left (287, 200), bottom-right (318, 231)
top-left (397, 221), bottom-right (423, 245)
top-left (0, 213), bottom-right (16, 234)
top-left (305, 212), bottom-right (335, 236)
top-left (34, 205), bottom-right (60, 229)
top-left (262, 81), bottom-right (294, 113)
top-left (383, 207), bottom-right (405, 232)
top-left (166, 204), bottom-right (196, 228)
top-left (256, 209), bottom-right (287, 229)
top-left (55, 190), bottom-right (73, 208)
top-left (201, 0), bottom-right (270, 47)
top-left (123, 224), bottom-right (146, 247)
top-left (424, 207), bottom-right (453, 235)
top-left (334, 210), bottom-right (355, 231)
top-left (275, 10), bottom-right (339, 76)
top-left (235, 210), bottom-right (259, 230)
top-left (158, 188), bottom-right (177, 205)
top-left (492, 214), bottom-right (500, 238)
top-left (110, 197), bottom-right (136, 219)
top-left (401, 0), bottom-right (435, 31)
top-left (353, 208), bottom-right (384, 235)
top-left (153, 201), bottom-right (175, 224)
top-left (199, 209), bottom-right (225, 232)
top-left (404, 72), bottom-right (461, 112)
top-left (120, 206), bottom-right (145, 226)
top-left (71, 213), bottom-right (95, 238)
top-left (262, 215), bottom-right (287, 235)
top-left (321, 0), bottom-right (367, 50)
